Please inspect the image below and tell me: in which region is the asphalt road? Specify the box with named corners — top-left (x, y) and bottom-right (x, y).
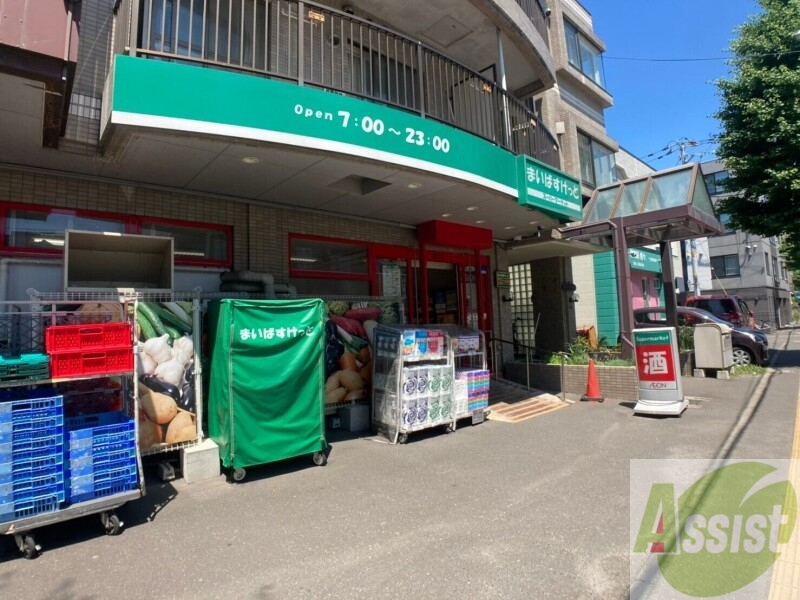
top-left (2, 328), bottom-right (799, 599)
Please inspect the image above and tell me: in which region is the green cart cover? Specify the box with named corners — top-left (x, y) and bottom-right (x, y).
top-left (207, 298), bottom-right (327, 469)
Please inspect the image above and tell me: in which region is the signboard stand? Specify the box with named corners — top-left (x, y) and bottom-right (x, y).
top-left (632, 327), bottom-right (687, 417)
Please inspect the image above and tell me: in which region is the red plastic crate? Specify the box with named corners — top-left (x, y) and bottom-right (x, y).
top-left (50, 349), bottom-right (133, 378)
top-left (45, 323), bottom-right (131, 354)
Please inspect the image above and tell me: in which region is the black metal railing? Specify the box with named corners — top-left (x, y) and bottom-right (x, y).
top-left (115, 0), bottom-right (559, 167)
top-left (515, 0), bottom-right (550, 44)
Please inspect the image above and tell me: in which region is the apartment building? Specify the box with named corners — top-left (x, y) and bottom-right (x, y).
top-left (701, 160), bottom-right (793, 328)
top-left (1, 0), bottom-right (590, 347)
top-left (508, 0), bottom-right (620, 353)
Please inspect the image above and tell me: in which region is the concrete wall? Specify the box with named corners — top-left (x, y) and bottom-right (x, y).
top-left (0, 167), bottom-right (518, 332)
top-left (571, 254), bottom-right (596, 329)
top-left (504, 361), bottom-right (638, 400)
top-left (0, 0), bottom-right (80, 62)
top-left (530, 256), bottom-right (574, 353)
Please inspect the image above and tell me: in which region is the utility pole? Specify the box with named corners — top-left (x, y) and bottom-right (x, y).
top-left (675, 139), bottom-right (701, 299)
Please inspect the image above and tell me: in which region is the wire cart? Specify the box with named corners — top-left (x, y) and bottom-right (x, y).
top-left (371, 324), bottom-right (456, 444)
top-left (205, 298), bottom-right (328, 481)
top-left (434, 325), bottom-right (489, 428)
top-left (0, 296), bottom-right (145, 559)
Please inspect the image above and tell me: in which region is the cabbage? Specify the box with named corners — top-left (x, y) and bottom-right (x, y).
top-left (326, 301), bottom-right (350, 316)
top-left (378, 302), bottom-right (400, 324)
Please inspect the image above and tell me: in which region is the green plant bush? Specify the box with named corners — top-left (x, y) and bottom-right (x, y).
top-left (732, 364), bottom-right (766, 377)
top-left (677, 326), bottom-right (695, 352)
top-left (546, 337), bottom-right (634, 367)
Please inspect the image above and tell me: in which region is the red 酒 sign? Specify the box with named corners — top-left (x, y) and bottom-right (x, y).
top-left (635, 344), bottom-right (676, 383)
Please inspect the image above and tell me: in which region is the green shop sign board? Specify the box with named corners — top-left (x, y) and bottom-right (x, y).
top-left (516, 155), bottom-right (583, 221)
top-left (628, 248), bottom-right (662, 273)
top-left (110, 55), bottom-right (580, 222)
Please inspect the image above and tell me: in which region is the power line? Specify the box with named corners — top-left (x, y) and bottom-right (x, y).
top-left (642, 138), bottom-right (716, 163)
top-left (602, 49), bottom-right (800, 63)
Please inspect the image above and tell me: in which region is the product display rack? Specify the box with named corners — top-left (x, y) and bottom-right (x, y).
top-left (29, 290), bottom-right (205, 456)
top-left (371, 324), bottom-right (455, 444)
top-left (0, 296), bottom-right (145, 559)
top-left (432, 325), bottom-right (489, 427)
top-left (133, 292), bottom-right (204, 456)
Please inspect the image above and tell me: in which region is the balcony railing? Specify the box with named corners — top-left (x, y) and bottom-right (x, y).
top-left (514, 0), bottom-right (550, 44)
top-left (116, 0), bottom-right (559, 168)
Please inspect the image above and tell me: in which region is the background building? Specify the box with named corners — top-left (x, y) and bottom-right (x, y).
top-left (507, 0), bottom-right (620, 354)
top-left (701, 160), bottom-right (793, 327)
top-left (1, 0), bottom-right (607, 371)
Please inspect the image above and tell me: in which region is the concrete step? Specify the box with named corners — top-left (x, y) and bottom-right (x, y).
top-left (486, 378), bottom-right (569, 424)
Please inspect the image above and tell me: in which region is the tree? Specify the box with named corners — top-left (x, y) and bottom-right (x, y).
top-left (714, 0), bottom-right (800, 241)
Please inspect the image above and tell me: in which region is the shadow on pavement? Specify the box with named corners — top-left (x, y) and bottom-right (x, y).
top-left (0, 460), bottom-right (179, 562)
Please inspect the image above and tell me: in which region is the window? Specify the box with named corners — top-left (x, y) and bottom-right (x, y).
top-left (578, 132), bottom-right (616, 188)
top-left (2, 204), bottom-right (231, 267)
top-left (716, 213), bottom-right (735, 234)
top-left (772, 255), bottom-right (779, 280)
top-left (710, 254), bottom-right (740, 278)
top-left (703, 170), bottom-right (729, 196)
top-left (564, 20), bottom-right (606, 88)
top-left (145, 0), bottom-right (267, 68)
top-left (289, 236), bottom-right (369, 275)
top-left (353, 49), bottom-right (419, 110)
top-left (141, 221), bottom-right (229, 264)
top-left (4, 209), bottom-right (126, 251)
top-left (288, 235), bottom-right (371, 296)
top-left (765, 252), bottom-right (771, 276)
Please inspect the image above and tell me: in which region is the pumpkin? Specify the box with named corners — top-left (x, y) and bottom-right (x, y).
top-left (139, 417), bottom-right (163, 450)
top-left (165, 410), bottom-right (196, 444)
top-left (141, 391), bottom-right (178, 425)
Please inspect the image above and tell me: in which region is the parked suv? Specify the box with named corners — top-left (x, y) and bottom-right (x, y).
top-left (684, 295), bottom-right (756, 328)
top-left (633, 306), bottom-right (768, 366)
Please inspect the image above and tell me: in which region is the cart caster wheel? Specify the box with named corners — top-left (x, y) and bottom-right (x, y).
top-left (398, 433), bottom-right (408, 444)
top-left (102, 511), bottom-right (123, 536)
top-left (232, 468), bottom-right (247, 482)
top-left (312, 452), bottom-right (327, 466)
top-left (16, 535), bottom-right (38, 559)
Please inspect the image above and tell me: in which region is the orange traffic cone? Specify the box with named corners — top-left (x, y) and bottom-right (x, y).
top-left (580, 359), bottom-right (605, 403)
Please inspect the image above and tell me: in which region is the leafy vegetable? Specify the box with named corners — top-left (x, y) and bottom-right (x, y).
top-left (326, 301), bottom-right (350, 316)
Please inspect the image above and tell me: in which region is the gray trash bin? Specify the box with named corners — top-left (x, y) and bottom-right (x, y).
top-left (694, 323), bottom-right (734, 370)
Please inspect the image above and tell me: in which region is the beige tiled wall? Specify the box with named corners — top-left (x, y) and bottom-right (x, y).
top-left (0, 168), bottom-right (506, 336)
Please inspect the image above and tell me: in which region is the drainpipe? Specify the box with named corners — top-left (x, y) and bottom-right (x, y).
top-left (496, 28), bottom-right (511, 148)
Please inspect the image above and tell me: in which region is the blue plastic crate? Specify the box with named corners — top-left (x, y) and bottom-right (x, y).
top-left (65, 411), bottom-right (137, 505)
top-left (0, 388), bottom-right (59, 404)
top-left (68, 465), bottom-right (137, 504)
top-left (5, 428), bottom-right (63, 458)
top-left (0, 452), bottom-right (64, 485)
top-left (0, 483), bottom-right (63, 523)
top-left (67, 446), bottom-right (135, 478)
top-left (0, 469), bottom-right (65, 504)
top-left (0, 395), bottom-right (62, 421)
top-left (4, 414), bottom-right (64, 444)
top-left (66, 412), bottom-right (134, 448)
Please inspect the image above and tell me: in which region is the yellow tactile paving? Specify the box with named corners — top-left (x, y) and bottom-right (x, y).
top-left (768, 382), bottom-right (800, 599)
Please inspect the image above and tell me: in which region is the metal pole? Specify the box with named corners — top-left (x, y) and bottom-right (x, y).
top-left (690, 239), bottom-right (700, 295)
top-left (298, 1), bottom-right (305, 86)
top-left (496, 27), bottom-right (511, 148)
top-left (525, 345), bottom-right (530, 390)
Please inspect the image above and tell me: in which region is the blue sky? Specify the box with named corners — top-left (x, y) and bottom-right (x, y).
top-left (578, 0), bottom-right (761, 170)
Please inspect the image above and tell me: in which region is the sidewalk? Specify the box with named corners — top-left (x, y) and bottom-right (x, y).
top-left (1, 332), bottom-right (798, 599)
